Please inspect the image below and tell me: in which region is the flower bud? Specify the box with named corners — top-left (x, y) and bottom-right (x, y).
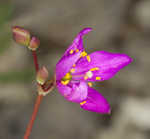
top-left (28, 36), bottom-right (40, 51)
top-left (12, 26), bottom-right (31, 46)
top-left (36, 66), bottom-right (49, 85)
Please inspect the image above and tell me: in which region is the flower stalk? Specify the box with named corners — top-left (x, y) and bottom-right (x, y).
top-left (24, 95), bottom-right (43, 139)
top-left (24, 50), bottom-right (55, 139)
top-left (24, 50), bottom-right (42, 139)
top-left (32, 51), bottom-right (39, 73)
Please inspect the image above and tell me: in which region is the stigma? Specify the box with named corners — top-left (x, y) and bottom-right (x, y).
top-left (84, 71), bottom-right (93, 80)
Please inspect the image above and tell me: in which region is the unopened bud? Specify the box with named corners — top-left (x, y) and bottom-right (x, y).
top-left (12, 26), bottom-right (30, 46)
top-left (28, 36), bottom-right (40, 51)
top-left (36, 66), bottom-right (49, 85)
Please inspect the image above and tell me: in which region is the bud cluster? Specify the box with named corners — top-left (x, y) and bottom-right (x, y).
top-left (12, 26), bottom-right (40, 51)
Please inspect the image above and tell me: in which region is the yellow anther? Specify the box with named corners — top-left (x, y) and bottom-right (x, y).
top-left (80, 100), bottom-right (86, 105)
top-left (69, 49), bottom-right (74, 54)
top-left (62, 72), bottom-right (72, 81)
top-left (61, 80), bottom-right (70, 85)
top-left (90, 67), bottom-right (99, 71)
top-left (70, 68), bottom-right (75, 73)
top-left (73, 64), bottom-right (76, 67)
top-left (84, 76), bottom-right (88, 80)
top-left (86, 55), bottom-right (91, 62)
top-left (65, 73), bottom-right (71, 79)
top-left (61, 72), bottom-right (72, 85)
top-left (88, 82), bottom-right (92, 87)
top-left (80, 51), bottom-right (87, 57)
top-left (75, 49), bottom-right (79, 53)
top-left (96, 77), bottom-right (101, 80)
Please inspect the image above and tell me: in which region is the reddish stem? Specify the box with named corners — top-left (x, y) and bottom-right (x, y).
top-left (24, 95), bottom-right (43, 139)
top-left (32, 51), bottom-right (39, 72)
top-left (24, 51), bottom-right (42, 139)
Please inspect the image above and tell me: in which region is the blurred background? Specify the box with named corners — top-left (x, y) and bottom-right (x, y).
top-left (0, 0), bottom-right (150, 138)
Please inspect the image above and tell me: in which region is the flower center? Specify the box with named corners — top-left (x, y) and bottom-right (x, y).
top-left (84, 71), bottom-right (93, 80)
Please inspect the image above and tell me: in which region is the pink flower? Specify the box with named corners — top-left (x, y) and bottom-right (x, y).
top-left (55, 28), bottom-right (132, 114)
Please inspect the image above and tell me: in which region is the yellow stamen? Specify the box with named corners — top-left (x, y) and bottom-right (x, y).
top-left (70, 68), bottom-right (75, 73)
top-left (88, 82), bottom-right (92, 87)
top-left (62, 72), bottom-right (72, 81)
top-left (80, 51), bottom-right (87, 57)
top-left (90, 67), bottom-right (99, 71)
top-left (80, 100), bottom-right (86, 105)
top-left (65, 73), bottom-right (71, 79)
top-left (73, 64), bottom-right (76, 67)
top-left (86, 55), bottom-right (91, 62)
top-left (84, 76), bottom-right (88, 80)
top-left (75, 49), bottom-right (79, 53)
top-left (61, 80), bottom-right (70, 85)
top-left (96, 77), bottom-right (101, 80)
top-left (69, 49), bottom-right (74, 54)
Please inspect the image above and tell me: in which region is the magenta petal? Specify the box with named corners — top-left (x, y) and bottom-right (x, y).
top-left (80, 87), bottom-right (110, 114)
top-left (56, 28), bottom-right (92, 80)
top-left (63, 28), bottom-right (92, 57)
top-left (74, 51), bottom-right (132, 81)
top-left (56, 81), bottom-right (72, 97)
top-left (56, 51), bottom-right (81, 80)
top-left (56, 81), bottom-right (88, 103)
top-left (79, 27), bottom-right (92, 36)
top-left (67, 81), bottom-right (88, 103)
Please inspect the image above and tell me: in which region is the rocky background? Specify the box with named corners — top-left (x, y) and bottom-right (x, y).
top-left (0, 0), bottom-right (150, 139)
